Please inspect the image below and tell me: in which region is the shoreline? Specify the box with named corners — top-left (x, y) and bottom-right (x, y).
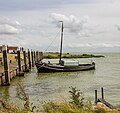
top-left (43, 52), bottom-right (105, 59)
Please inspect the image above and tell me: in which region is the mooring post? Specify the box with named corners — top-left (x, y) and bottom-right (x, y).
top-left (39, 52), bottom-right (41, 61)
top-left (37, 51), bottom-right (39, 62)
top-left (95, 90), bottom-right (97, 104)
top-left (2, 45), bottom-right (10, 85)
top-left (38, 51), bottom-right (40, 61)
top-left (39, 52), bottom-right (43, 61)
top-left (38, 52), bottom-right (39, 61)
top-left (34, 51), bottom-right (36, 63)
top-left (28, 49), bottom-right (31, 70)
top-left (101, 87), bottom-right (104, 99)
top-left (17, 49), bottom-right (24, 76)
top-left (23, 50), bottom-right (27, 71)
top-left (31, 50), bottom-right (34, 67)
top-left (17, 50), bottom-right (21, 72)
top-left (36, 51), bottom-right (38, 63)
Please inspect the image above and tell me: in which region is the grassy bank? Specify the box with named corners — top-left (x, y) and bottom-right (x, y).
top-left (43, 52), bottom-right (104, 59)
top-left (42, 87), bottom-right (119, 113)
top-left (0, 53), bottom-right (24, 64)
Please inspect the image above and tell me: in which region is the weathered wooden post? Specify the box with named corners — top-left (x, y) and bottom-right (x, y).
top-left (17, 50), bottom-right (21, 72)
top-left (101, 87), bottom-right (104, 99)
top-left (31, 50), bottom-right (34, 67)
top-left (2, 45), bottom-right (10, 85)
top-left (17, 49), bottom-right (24, 76)
top-left (40, 52), bottom-right (43, 61)
top-left (23, 50), bottom-right (27, 72)
top-left (39, 52), bottom-right (42, 61)
top-left (38, 51), bottom-right (40, 61)
top-left (34, 51), bottom-right (36, 63)
top-left (28, 49), bottom-right (31, 70)
top-left (36, 51), bottom-right (39, 63)
top-left (95, 90), bottom-right (97, 104)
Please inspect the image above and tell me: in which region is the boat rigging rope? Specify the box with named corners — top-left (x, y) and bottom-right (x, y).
top-left (44, 30), bottom-right (60, 52)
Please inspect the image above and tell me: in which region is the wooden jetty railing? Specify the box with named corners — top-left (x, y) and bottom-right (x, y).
top-left (95, 87), bottom-right (120, 109)
top-left (0, 45), bottom-right (43, 86)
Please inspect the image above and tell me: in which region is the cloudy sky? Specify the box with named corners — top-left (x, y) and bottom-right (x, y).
top-left (0, 0), bottom-right (120, 52)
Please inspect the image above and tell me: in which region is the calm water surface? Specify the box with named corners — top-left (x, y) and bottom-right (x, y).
top-left (0, 53), bottom-right (120, 107)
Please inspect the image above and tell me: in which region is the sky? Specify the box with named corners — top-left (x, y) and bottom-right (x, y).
top-left (0, 0), bottom-right (120, 52)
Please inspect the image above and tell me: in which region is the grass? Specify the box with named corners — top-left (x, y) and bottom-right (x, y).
top-left (42, 102), bottom-right (90, 113)
top-left (43, 52), bottom-right (104, 59)
top-left (42, 102), bottom-right (120, 113)
top-left (0, 53), bottom-right (24, 66)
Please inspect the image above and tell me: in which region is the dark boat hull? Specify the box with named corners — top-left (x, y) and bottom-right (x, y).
top-left (35, 62), bottom-right (95, 73)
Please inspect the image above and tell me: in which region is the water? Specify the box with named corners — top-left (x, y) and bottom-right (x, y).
top-left (0, 53), bottom-right (120, 108)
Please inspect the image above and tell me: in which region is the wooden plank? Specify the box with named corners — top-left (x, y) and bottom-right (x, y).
top-left (97, 98), bottom-right (114, 109)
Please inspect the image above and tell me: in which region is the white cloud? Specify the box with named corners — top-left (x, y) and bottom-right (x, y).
top-left (15, 21), bottom-right (21, 25)
top-left (0, 17), bottom-right (23, 46)
top-left (0, 24), bottom-right (21, 34)
top-left (50, 13), bottom-right (91, 37)
top-left (0, 17), bottom-right (22, 34)
top-left (49, 13), bottom-right (111, 40)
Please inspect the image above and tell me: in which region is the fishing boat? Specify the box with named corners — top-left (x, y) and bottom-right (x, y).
top-left (36, 21), bottom-right (95, 72)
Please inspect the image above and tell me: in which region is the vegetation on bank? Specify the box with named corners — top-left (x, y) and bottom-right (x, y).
top-left (0, 53), bottom-right (24, 67)
top-left (43, 52), bottom-right (104, 59)
top-left (0, 84), bottom-right (119, 113)
top-left (0, 84), bottom-right (36, 113)
top-left (42, 87), bottom-right (119, 113)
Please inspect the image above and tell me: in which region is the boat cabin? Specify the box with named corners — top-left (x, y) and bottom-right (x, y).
top-left (62, 60), bottom-right (79, 66)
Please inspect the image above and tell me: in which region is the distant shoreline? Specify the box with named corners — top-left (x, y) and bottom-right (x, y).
top-left (43, 52), bottom-right (105, 59)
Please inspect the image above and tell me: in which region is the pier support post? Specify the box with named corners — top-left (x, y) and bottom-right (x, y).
top-left (17, 50), bottom-right (21, 72)
top-left (23, 50), bottom-right (27, 72)
top-left (2, 45), bottom-right (10, 85)
top-left (31, 50), bottom-right (34, 67)
top-left (39, 52), bottom-right (43, 61)
top-left (38, 51), bottom-right (40, 61)
top-left (101, 87), bottom-right (104, 99)
top-left (36, 51), bottom-right (39, 63)
top-left (34, 51), bottom-right (36, 63)
top-left (17, 49), bottom-right (24, 76)
top-left (28, 49), bottom-right (31, 70)
top-left (95, 90), bottom-right (97, 104)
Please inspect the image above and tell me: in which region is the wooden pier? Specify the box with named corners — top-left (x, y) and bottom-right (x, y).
top-left (0, 45), bottom-right (43, 86)
top-left (95, 87), bottom-right (120, 109)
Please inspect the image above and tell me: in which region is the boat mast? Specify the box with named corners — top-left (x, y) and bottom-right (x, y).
top-left (59, 21), bottom-right (63, 63)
